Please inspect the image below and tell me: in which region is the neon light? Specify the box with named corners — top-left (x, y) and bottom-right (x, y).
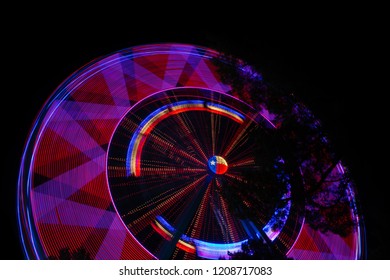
top-left (151, 219), bottom-right (173, 241)
top-left (208, 155), bottom-right (228, 175)
top-left (176, 239), bottom-right (196, 254)
top-left (18, 42), bottom-right (364, 260)
top-left (127, 100), bottom-right (245, 176)
top-left (153, 215), bottom-right (245, 259)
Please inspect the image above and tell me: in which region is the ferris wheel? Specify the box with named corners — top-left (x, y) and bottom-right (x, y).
top-left (18, 44), bottom-right (363, 259)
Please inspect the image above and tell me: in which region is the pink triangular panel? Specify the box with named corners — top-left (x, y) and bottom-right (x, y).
top-left (133, 62), bottom-right (166, 90)
top-left (60, 101), bottom-right (128, 120)
top-left (194, 59), bottom-right (224, 90)
top-left (100, 53), bottom-right (131, 108)
top-left (287, 249), bottom-right (336, 260)
top-left (47, 111), bottom-right (106, 159)
top-left (164, 53), bottom-right (191, 87)
top-left (33, 191), bottom-right (115, 229)
top-left (320, 231), bottom-right (357, 259)
top-left (34, 158), bottom-right (105, 199)
top-left (183, 67), bottom-right (208, 88)
top-left (95, 217), bottom-right (127, 259)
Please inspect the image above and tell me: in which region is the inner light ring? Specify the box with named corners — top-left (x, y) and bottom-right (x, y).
top-left (126, 100), bottom-right (245, 177)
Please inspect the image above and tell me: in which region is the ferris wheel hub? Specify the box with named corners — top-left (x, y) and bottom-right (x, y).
top-left (208, 155), bottom-right (228, 175)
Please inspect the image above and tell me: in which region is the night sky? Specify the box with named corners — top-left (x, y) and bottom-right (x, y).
top-left (2, 13), bottom-right (386, 259)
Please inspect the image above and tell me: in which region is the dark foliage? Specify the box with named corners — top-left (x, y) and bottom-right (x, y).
top-left (228, 238), bottom-right (290, 260)
top-left (221, 126), bottom-right (288, 222)
top-left (212, 53), bottom-right (357, 258)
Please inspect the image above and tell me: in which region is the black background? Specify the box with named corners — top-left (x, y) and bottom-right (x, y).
top-left (2, 10), bottom-right (386, 259)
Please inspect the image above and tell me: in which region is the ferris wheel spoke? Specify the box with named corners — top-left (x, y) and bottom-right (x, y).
top-left (228, 158), bottom-right (256, 168)
top-left (185, 180), bottom-right (212, 239)
top-left (157, 175), bottom-right (212, 259)
top-left (140, 166), bottom-right (207, 176)
top-left (216, 186), bottom-right (243, 242)
top-left (222, 116), bottom-right (259, 158)
top-left (172, 113), bottom-right (210, 162)
top-left (223, 175), bottom-right (273, 226)
top-left (210, 112), bottom-right (221, 156)
top-left (144, 131), bottom-right (207, 167)
top-left (126, 174), bottom-right (208, 234)
top-left (111, 174), bottom-right (202, 203)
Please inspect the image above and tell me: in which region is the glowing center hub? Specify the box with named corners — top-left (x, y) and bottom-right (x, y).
top-left (208, 156), bottom-right (228, 175)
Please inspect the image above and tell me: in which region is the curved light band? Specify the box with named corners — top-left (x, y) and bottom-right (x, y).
top-left (153, 215), bottom-right (245, 259)
top-left (126, 100), bottom-right (245, 176)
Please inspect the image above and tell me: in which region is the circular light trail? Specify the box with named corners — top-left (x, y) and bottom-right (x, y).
top-left (17, 43), bottom-right (364, 260)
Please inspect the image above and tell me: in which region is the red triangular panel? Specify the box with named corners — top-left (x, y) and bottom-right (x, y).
top-left (76, 119), bottom-right (119, 146)
top-left (133, 54), bottom-right (170, 80)
top-left (119, 233), bottom-right (154, 260)
top-left (34, 128), bottom-right (91, 179)
top-left (72, 72), bottom-right (116, 105)
top-left (290, 224), bottom-right (322, 252)
top-left (38, 223), bottom-right (96, 258)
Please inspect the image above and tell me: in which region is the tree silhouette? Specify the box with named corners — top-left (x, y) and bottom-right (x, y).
top-left (228, 238), bottom-right (291, 260)
top-left (212, 53), bottom-right (357, 259)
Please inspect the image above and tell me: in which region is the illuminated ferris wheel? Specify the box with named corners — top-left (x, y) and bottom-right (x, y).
top-left (18, 44), bottom-right (364, 259)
